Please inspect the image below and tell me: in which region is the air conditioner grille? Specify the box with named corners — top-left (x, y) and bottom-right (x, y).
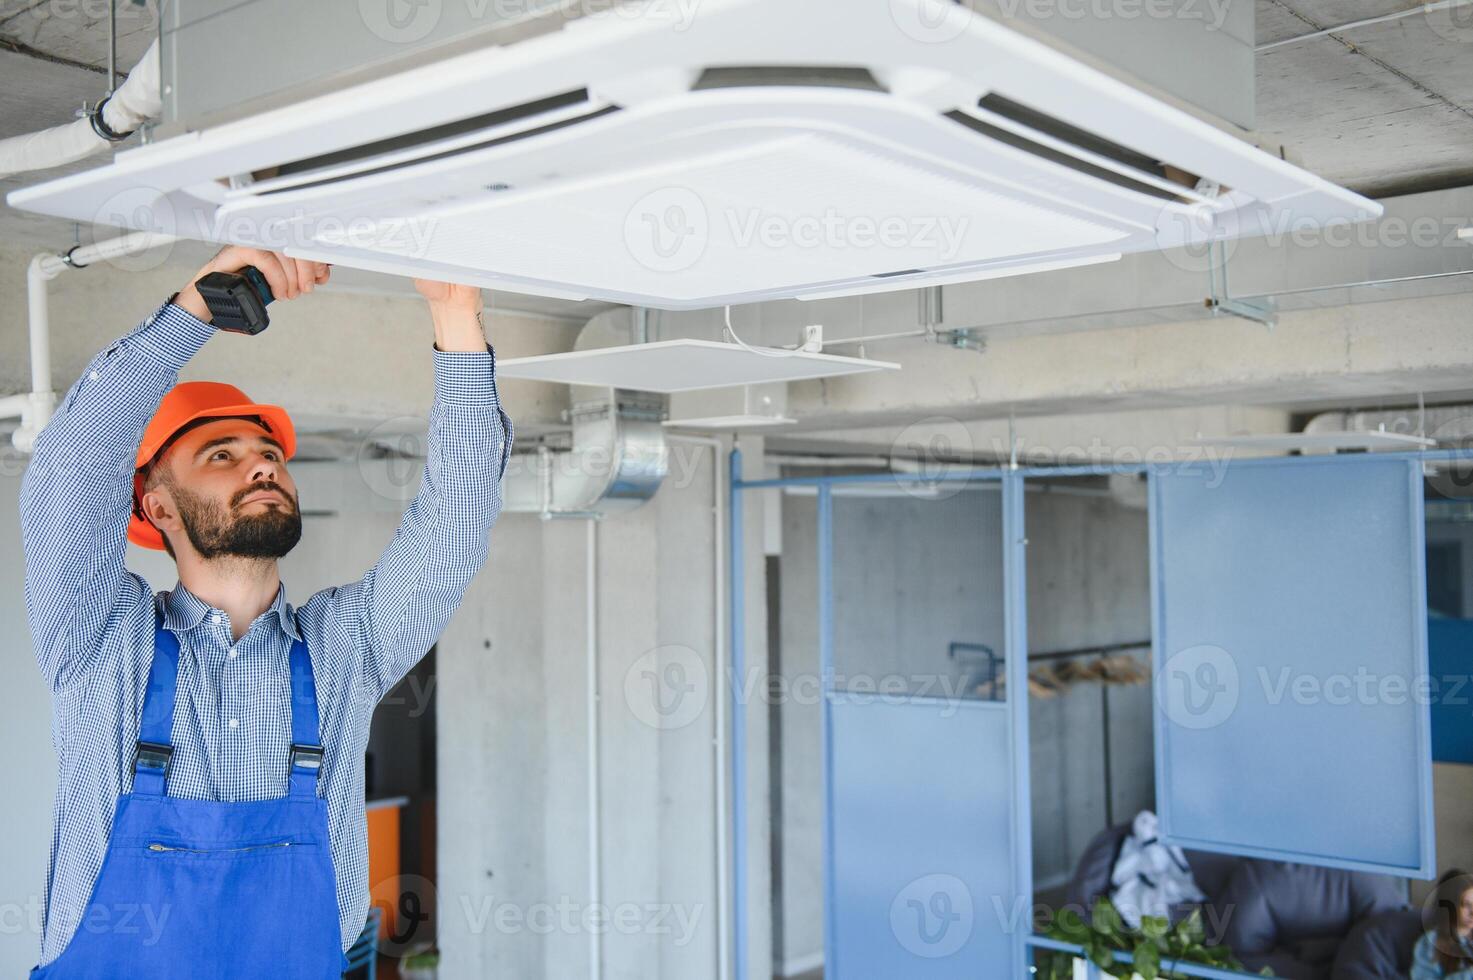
top-left (945, 109), bottom-right (1186, 203)
top-left (693, 66), bottom-right (886, 93)
top-left (265, 88), bottom-right (603, 186)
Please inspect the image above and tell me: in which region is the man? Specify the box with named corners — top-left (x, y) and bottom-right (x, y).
top-left (18, 246), bottom-right (513, 978)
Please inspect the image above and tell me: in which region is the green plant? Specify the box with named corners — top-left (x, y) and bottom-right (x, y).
top-left (401, 947), bottom-right (440, 969)
top-left (1037, 897), bottom-right (1274, 979)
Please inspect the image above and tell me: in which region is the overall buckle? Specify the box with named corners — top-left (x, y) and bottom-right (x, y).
top-left (135, 741), bottom-right (173, 774)
top-left (290, 743), bottom-right (324, 772)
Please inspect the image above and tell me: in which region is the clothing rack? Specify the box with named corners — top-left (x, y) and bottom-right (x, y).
top-left (951, 639), bottom-right (1151, 827)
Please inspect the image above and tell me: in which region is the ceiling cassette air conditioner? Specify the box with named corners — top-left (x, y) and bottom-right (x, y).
top-left (8, 0), bottom-right (1380, 311)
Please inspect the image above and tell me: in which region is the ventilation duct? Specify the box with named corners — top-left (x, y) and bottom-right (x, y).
top-left (502, 309), bottom-right (669, 516)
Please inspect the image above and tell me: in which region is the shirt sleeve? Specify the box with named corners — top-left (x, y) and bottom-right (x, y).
top-left (1413, 932), bottom-right (1444, 980)
top-left (348, 341), bottom-right (514, 702)
top-left (19, 302), bottom-right (215, 692)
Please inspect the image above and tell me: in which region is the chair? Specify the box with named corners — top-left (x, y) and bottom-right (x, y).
top-left (1330, 907), bottom-right (1424, 980)
top-left (343, 906), bottom-right (383, 980)
top-left (1216, 860), bottom-right (1407, 979)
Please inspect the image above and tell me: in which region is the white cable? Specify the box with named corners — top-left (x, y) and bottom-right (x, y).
top-left (722, 305), bottom-right (799, 358)
top-left (1256, 0), bottom-right (1473, 50)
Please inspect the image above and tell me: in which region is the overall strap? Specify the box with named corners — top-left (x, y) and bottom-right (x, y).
top-left (134, 605), bottom-right (180, 797)
top-left (287, 633), bottom-right (324, 800)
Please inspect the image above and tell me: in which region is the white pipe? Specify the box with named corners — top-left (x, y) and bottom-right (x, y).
top-left (28, 255), bottom-right (55, 396)
top-left (6, 231), bottom-right (177, 453)
top-left (586, 517), bottom-right (603, 980)
top-left (669, 434), bottom-right (729, 980)
top-left (0, 39), bottom-right (161, 179)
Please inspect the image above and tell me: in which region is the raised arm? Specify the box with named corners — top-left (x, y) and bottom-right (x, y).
top-left (18, 247), bottom-right (325, 692)
top-left (347, 281), bottom-right (514, 701)
top-left (20, 305), bottom-right (211, 691)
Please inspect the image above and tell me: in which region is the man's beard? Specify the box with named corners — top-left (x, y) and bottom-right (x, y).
top-left (172, 481), bottom-right (302, 560)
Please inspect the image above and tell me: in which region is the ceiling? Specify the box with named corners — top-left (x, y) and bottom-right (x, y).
top-left (1, 0), bottom-right (1470, 308)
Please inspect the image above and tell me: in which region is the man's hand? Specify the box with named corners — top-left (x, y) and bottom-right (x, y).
top-left (173, 247), bottom-right (331, 324)
top-left (414, 278), bottom-right (487, 353)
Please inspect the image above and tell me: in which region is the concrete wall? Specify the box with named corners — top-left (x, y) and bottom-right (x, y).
top-left (1025, 482), bottom-right (1154, 890)
top-left (434, 437), bottom-right (773, 980)
top-left (771, 478), bottom-right (1153, 974)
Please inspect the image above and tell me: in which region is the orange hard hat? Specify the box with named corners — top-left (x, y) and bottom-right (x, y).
top-left (129, 381), bottom-right (296, 551)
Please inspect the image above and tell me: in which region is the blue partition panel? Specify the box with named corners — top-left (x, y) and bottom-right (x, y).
top-left (830, 698), bottom-right (1018, 977)
top-left (1429, 618), bottom-right (1473, 764)
top-left (1151, 456), bottom-right (1433, 877)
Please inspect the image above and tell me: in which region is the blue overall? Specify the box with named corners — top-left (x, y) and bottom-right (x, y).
top-left (31, 611), bottom-right (350, 979)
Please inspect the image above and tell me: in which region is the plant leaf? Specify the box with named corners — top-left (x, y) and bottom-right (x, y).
top-left (1054, 908), bottom-right (1091, 942)
top-left (1140, 916), bottom-right (1169, 941)
top-left (1133, 939), bottom-right (1162, 980)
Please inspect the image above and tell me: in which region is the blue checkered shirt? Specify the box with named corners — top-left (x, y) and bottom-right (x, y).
top-left (18, 301), bottom-right (512, 967)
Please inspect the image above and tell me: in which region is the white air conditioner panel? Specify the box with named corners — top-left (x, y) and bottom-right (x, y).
top-left (278, 123), bottom-right (1131, 305)
top-left (7, 0), bottom-right (1383, 309)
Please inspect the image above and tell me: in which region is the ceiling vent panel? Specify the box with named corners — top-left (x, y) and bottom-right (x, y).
top-left (9, 0), bottom-right (1380, 310)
